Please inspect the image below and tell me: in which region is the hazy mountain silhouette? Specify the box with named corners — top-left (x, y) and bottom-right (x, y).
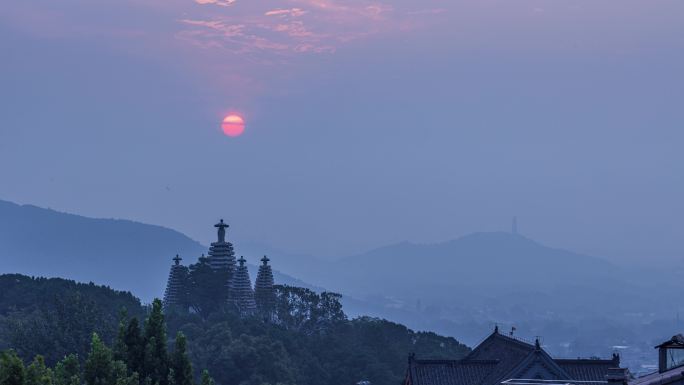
top-left (220, 230), bottom-right (669, 324)
top-left (327, 232), bottom-right (619, 294)
top-left (256, 231), bottom-right (680, 361)
top-left (0, 199), bottom-right (313, 301)
top-left (261, 232), bottom-right (625, 298)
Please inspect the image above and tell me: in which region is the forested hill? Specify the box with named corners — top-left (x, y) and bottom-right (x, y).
top-left (0, 274), bottom-right (470, 385)
top-left (0, 274), bottom-right (144, 364)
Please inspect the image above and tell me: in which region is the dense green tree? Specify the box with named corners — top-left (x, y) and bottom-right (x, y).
top-left (272, 286), bottom-right (346, 334)
top-left (123, 319), bottom-right (144, 375)
top-left (0, 275), bottom-right (143, 365)
top-left (273, 285), bottom-right (319, 331)
top-left (142, 300), bottom-right (168, 385)
top-left (199, 371), bottom-right (214, 385)
top-left (186, 259), bottom-right (230, 319)
top-left (25, 356), bottom-right (52, 385)
top-left (84, 334), bottom-right (115, 385)
top-left (170, 334), bottom-right (192, 385)
top-left (0, 350), bottom-right (25, 385)
top-left (114, 310), bottom-right (129, 363)
top-left (1, 273), bottom-right (471, 385)
top-left (115, 371), bottom-right (138, 385)
top-left (318, 293), bottom-right (345, 323)
top-left (53, 355), bottom-right (79, 385)
top-left (112, 360), bottom-right (138, 385)
top-left (219, 334), bottom-right (295, 385)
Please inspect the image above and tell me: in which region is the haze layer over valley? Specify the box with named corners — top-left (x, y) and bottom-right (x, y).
top-left (1, 199), bottom-right (680, 374)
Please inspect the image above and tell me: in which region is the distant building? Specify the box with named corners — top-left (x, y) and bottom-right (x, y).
top-left (230, 256), bottom-right (257, 316)
top-left (254, 255), bottom-right (276, 321)
top-left (162, 220), bottom-right (276, 318)
top-left (405, 326), bottom-right (627, 385)
top-left (162, 255), bottom-right (188, 311)
top-left (630, 335), bottom-right (684, 385)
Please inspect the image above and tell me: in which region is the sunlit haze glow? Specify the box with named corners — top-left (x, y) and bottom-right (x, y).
top-left (0, 0), bottom-right (683, 260)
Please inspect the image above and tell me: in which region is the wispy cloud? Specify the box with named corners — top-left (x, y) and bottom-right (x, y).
top-left (0, 0), bottom-right (447, 100)
top-left (265, 8), bottom-right (307, 17)
top-left (177, 0), bottom-right (423, 57)
top-left (194, 0), bottom-right (237, 7)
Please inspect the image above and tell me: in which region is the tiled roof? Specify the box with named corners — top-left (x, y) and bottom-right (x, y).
top-left (408, 359), bottom-right (499, 385)
top-left (630, 367), bottom-right (684, 385)
top-left (556, 359), bottom-right (618, 382)
top-left (466, 332), bottom-right (537, 385)
top-left (406, 331), bottom-right (621, 385)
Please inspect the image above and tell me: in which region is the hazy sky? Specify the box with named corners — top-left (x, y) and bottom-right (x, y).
top-left (1, 0), bottom-right (683, 261)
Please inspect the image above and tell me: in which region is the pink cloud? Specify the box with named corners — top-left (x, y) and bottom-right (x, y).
top-left (180, 19), bottom-right (245, 37)
top-left (272, 21), bottom-right (315, 37)
top-left (194, 0), bottom-right (236, 7)
top-left (0, 0), bottom-right (450, 108)
top-left (176, 0), bottom-right (427, 57)
top-left (265, 8), bottom-right (307, 17)
top-left (406, 8), bottom-right (447, 15)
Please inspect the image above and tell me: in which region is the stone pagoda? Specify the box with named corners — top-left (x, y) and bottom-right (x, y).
top-left (163, 255), bottom-right (188, 311)
top-left (162, 220), bottom-right (279, 319)
top-left (230, 256), bottom-right (257, 316)
top-left (254, 255), bottom-right (276, 320)
top-left (206, 219), bottom-right (236, 273)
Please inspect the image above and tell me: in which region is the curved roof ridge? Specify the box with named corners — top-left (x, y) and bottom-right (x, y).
top-left (465, 330), bottom-right (535, 360)
top-left (494, 332), bottom-right (537, 349)
top-left (555, 358), bottom-right (616, 364)
top-left (411, 358), bottom-right (500, 365)
top-left (501, 346), bottom-right (572, 383)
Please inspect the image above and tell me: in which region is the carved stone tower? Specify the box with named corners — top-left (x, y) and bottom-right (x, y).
top-left (254, 255), bottom-right (276, 320)
top-left (230, 256), bottom-right (257, 316)
top-left (163, 255), bottom-right (188, 311)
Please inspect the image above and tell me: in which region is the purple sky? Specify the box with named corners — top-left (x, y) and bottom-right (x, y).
top-left (1, 0), bottom-right (683, 261)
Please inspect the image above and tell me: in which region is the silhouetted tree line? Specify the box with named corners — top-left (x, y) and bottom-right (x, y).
top-left (182, 258), bottom-right (231, 319)
top-left (165, 285), bottom-right (468, 385)
top-left (0, 299), bottom-right (216, 385)
top-left (0, 275), bottom-right (144, 365)
top-left (0, 274), bottom-right (470, 385)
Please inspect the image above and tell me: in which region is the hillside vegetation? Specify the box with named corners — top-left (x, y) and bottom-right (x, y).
top-left (0, 274), bottom-right (469, 385)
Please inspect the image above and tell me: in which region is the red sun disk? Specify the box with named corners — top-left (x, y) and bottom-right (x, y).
top-left (222, 114), bottom-right (245, 137)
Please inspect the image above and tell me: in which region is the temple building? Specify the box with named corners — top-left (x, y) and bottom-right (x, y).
top-left (163, 255), bottom-right (188, 311)
top-left (405, 326), bottom-right (628, 385)
top-left (254, 255), bottom-right (276, 320)
top-left (162, 219), bottom-right (278, 318)
top-left (230, 256), bottom-right (257, 316)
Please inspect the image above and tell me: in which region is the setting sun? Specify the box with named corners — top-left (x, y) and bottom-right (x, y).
top-left (222, 114), bottom-right (245, 137)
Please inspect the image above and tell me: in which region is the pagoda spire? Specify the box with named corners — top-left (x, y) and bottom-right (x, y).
top-left (229, 256), bottom-right (257, 316)
top-left (254, 255), bottom-right (276, 321)
top-left (206, 219), bottom-right (236, 275)
top-left (163, 254), bottom-right (189, 312)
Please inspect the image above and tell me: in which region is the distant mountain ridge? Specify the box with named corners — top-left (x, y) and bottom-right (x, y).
top-left (0, 199), bottom-right (313, 301)
top-left (331, 231), bottom-right (618, 292)
top-left (262, 231), bottom-right (621, 299)
top-left (250, 230), bottom-right (674, 356)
